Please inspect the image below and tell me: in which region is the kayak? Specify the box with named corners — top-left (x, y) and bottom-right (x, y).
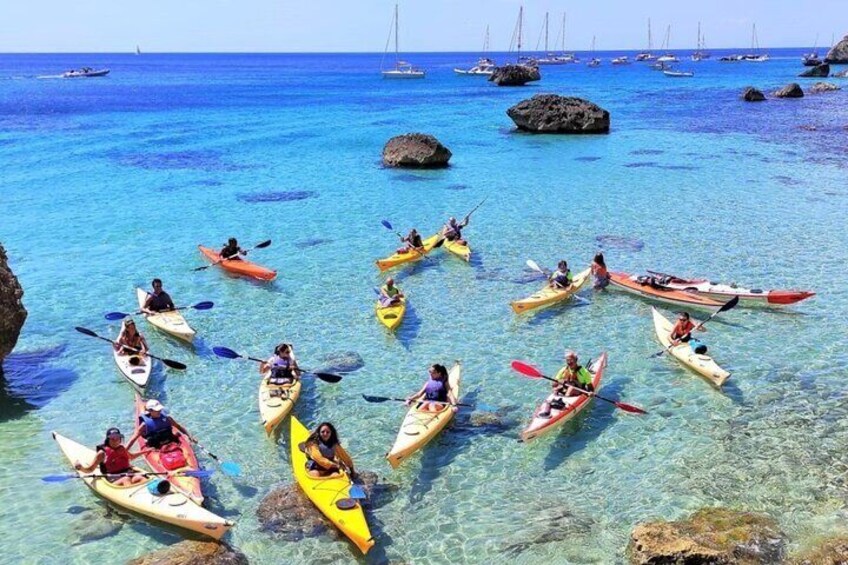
top-left (375, 296), bottom-right (406, 331)
top-left (258, 369), bottom-right (302, 435)
top-left (647, 270), bottom-right (815, 306)
top-left (134, 395), bottom-right (204, 504)
top-left (136, 288), bottom-right (196, 343)
top-left (198, 246), bottom-right (276, 282)
top-left (290, 416), bottom-right (374, 554)
top-left (511, 268), bottom-right (591, 314)
top-left (652, 307), bottom-right (730, 388)
top-left (52, 432), bottom-right (232, 540)
top-left (386, 361), bottom-right (462, 469)
top-left (443, 238), bottom-right (471, 262)
top-left (520, 353), bottom-right (608, 443)
top-left (112, 344), bottom-right (151, 389)
top-left (375, 235), bottom-right (441, 272)
top-left (608, 272), bottom-right (724, 311)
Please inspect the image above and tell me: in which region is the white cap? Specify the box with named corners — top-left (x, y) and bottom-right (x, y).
top-left (145, 399), bottom-right (164, 412)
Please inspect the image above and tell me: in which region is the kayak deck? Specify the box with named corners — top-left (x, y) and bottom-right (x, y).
top-left (375, 235), bottom-right (441, 272)
top-left (652, 307), bottom-right (730, 388)
top-left (646, 270), bottom-right (815, 306)
top-left (443, 239), bottom-right (471, 262)
top-left (112, 346), bottom-right (151, 389)
top-left (258, 370), bottom-right (302, 435)
top-left (198, 245), bottom-right (277, 281)
top-left (375, 296), bottom-right (406, 331)
top-left (136, 288), bottom-right (196, 343)
top-left (609, 272), bottom-right (723, 310)
top-left (511, 268), bottom-right (591, 314)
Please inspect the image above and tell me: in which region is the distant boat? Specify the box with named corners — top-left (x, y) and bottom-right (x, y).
top-left (535, 12), bottom-right (569, 65)
top-left (586, 36), bottom-right (601, 67)
top-left (656, 25), bottom-right (678, 63)
top-left (635, 18), bottom-right (656, 61)
top-left (508, 5), bottom-right (538, 68)
top-left (611, 56), bottom-right (631, 65)
top-left (663, 69), bottom-right (694, 78)
top-left (691, 22), bottom-right (710, 61)
top-left (454, 25), bottom-right (496, 75)
top-left (381, 3), bottom-right (425, 79)
top-left (802, 33), bottom-right (821, 66)
top-left (742, 24), bottom-right (769, 62)
top-left (62, 67), bottom-right (110, 78)
top-left (136, 45), bottom-right (141, 55)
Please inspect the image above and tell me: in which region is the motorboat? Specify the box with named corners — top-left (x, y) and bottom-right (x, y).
top-left (454, 57), bottom-right (496, 76)
top-left (611, 56), bottom-right (631, 65)
top-left (62, 67), bottom-right (110, 78)
top-left (663, 69), bottom-right (694, 77)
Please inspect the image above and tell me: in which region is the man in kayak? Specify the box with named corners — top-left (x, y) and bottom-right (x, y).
top-left (141, 279), bottom-right (175, 314)
top-left (220, 238), bottom-right (246, 261)
top-left (379, 278), bottom-right (404, 306)
top-left (548, 260), bottom-right (573, 289)
top-left (74, 427), bottom-right (151, 486)
top-left (441, 216), bottom-right (468, 244)
top-left (128, 399), bottom-right (196, 450)
top-left (538, 351), bottom-right (594, 417)
top-left (669, 312), bottom-right (707, 350)
top-left (260, 343), bottom-right (301, 386)
top-left (399, 228), bottom-right (424, 253)
top-left (303, 422), bottom-right (357, 478)
top-left (405, 364), bottom-right (458, 413)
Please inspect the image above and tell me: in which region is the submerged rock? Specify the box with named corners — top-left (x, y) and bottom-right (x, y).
top-left (126, 540), bottom-right (248, 565)
top-left (315, 351), bottom-right (364, 374)
top-left (68, 510), bottom-right (123, 546)
top-left (596, 234), bottom-right (645, 252)
top-left (809, 82), bottom-right (841, 94)
top-left (825, 35), bottom-right (848, 64)
top-left (741, 87), bottom-right (766, 102)
top-left (507, 94), bottom-right (610, 134)
top-left (789, 536), bottom-right (848, 564)
top-left (0, 244), bottom-right (27, 362)
top-left (774, 83), bottom-right (805, 98)
top-left (257, 484), bottom-right (328, 540)
top-left (799, 63), bottom-right (830, 78)
top-left (382, 133), bottom-right (451, 169)
top-left (488, 64), bottom-right (541, 86)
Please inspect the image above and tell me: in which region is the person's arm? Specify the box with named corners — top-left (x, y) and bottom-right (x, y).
top-left (75, 450), bottom-right (105, 473)
top-left (447, 384), bottom-right (459, 412)
top-left (141, 295), bottom-right (155, 315)
top-left (379, 287), bottom-right (389, 300)
top-left (334, 444), bottom-right (356, 475)
top-left (405, 385), bottom-right (427, 405)
top-left (126, 423), bottom-right (144, 450)
top-left (139, 336), bottom-right (149, 354)
top-left (163, 292), bottom-right (175, 311)
top-left (306, 443), bottom-right (339, 471)
top-left (168, 417), bottom-right (196, 443)
top-left (128, 448), bottom-right (153, 459)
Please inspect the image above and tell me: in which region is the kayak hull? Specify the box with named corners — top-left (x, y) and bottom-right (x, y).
top-left (136, 288), bottom-right (196, 343)
top-left (511, 268), bottom-right (591, 314)
top-left (375, 235), bottom-right (440, 272)
top-left (112, 346), bottom-right (151, 389)
top-left (652, 307), bottom-right (730, 388)
top-left (609, 272), bottom-right (723, 311)
top-left (198, 246), bottom-right (276, 281)
top-left (443, 239), bottom-right (471, 262)
top-left (646, 270), bottom-right (815, 306)
top-left (290, 416), bottom-right (374, 554)
top-left (258, 370), bottom-right (302, 435)
top-left (375, 296), bottom-right (406, 331)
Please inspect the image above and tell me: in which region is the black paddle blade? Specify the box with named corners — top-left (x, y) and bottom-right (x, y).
top-left (255, 239), bottom-right (272, 249)
top-left (720, 296), bottom-right (740, 312)
top-left (361, 394), bottom-right (390, 403)
top-left (74, 326), bottom-right (98, 338)
top-left (381, 220), bottom-right (393, 231)
top-left (432, 237), bottom-right (445, 249)
top-left (312, 372), bottom-right (342, 383)
top-left (104, 312), bottom-right (128, 321)
top-left (193, 301), bottom-right (214, 310)
top-left (192, 264), bottom-right (211, 272)
top-left (162, 359), bottom-right (187, 371)
top-left (212, 346), bottom-right (241, 359)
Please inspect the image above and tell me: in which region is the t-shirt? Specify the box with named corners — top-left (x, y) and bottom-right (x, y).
top-left (146, 291), bottom-right (174, 312)
top-left (554, 365), bottom-right (593, 387)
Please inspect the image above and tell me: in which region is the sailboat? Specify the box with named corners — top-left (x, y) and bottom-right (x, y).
top-left (454, 25), bottom-right (496, 75)
top-left (656, 25), bottom-right (678, 63)
top-left (742, 24), bottom-right (769, 62)
top-left (802, 33), bottom-right (821, 66)
top-left (636, 19), bottom-right (656, 61)
top-left (553, 13), bottom-right (578, 63)
top-left (691, 23), bottom-right (710, 60)
top-left (381, 4), bottom-right (425, 78)
top-left (135, 45), bottom-right (141, 55)
top-left (536, 13), bottom-right (566, 65)
top-left (586, 36), bottom-right (601, 67)
top-left (509, 6), bottom-right (537, 68)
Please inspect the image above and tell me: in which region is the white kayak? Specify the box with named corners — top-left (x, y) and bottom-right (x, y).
top-left (112, 345), bottom-right (151, 389)
top-left (652, 307), bottom-right (730, 388)
top-left (136, 288), bottom-right (196, 343)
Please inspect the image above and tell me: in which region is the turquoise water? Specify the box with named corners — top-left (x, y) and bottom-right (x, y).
top-left (1, 51), bottom-right (847, 563)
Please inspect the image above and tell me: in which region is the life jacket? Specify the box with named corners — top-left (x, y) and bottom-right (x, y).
top-left (139, 412), bottom-right (176, 447)
top-left (556, 365), bottom-right (592, 387)
top-left (305, 440), bottom-right (338, 471)
top-left (97, 444), bottom-right (131, 475)
top-left (269, 355), bottom-right (295, 383)
top-left (552, 269), bottom-right (572, 287)
top-left (158, 443), bottom-right (188, 470)
top-left (671, 319), bottom-right (695, 340)
top-left (424, 377), bottom-right (448, 402)
top-left (119, 330), bottom-right (143, 352)
top-left (444, 222), bottom-right (461, 240)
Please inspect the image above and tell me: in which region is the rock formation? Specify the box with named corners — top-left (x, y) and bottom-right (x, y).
top-left (126, 541), bottom-right (248, 565)
top-left (789, 536), bottom-right (848, 564)
top-left (773, 83), bottom-right (804, 98)
top-left (809, 82), bottom-right (841, 94)
top-left (0, 244), bottom-right (26, 362)
top-left (382, 133), bottom-right (451, 168)
top-left (833, 69), bottom-right (848, 78)
top-left (742, 87), bottom-right (766, 102)
top-left (507, 94), bottom-right (610, 133)
top-left (799, 63), bottom-right (830, 78)
top-left (825, 35), bottom-right (848, 64)
top-left (488, 64), bottom-right (541, 86)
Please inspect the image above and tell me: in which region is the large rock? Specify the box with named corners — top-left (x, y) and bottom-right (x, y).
top-left (627, 508), bottom-right (787, 565)
top-left (0, 244), bottom-right (26, 362)
top-left (382, 133), bottom-right (451, 168)
top-left (488, 64), bottom-right (541, 86)
top-left (825, 35), bottom-right (848, 64)
top-left (126, 541), bottom-right (247, 565)
top-left (741, 87), bottom-right (766, 102)
top-left (507, 94), bottom-right (610, 134)
top-left (773, 83), bottom-right (805, 98)
top-left (789, 536), bottom-right (848, 564)
top-left (833, 69), bottom-right (848, 78)
top-left (799, 63), bottom-right (830, 78)
top-left (809, 82), bottom-right (841, 94)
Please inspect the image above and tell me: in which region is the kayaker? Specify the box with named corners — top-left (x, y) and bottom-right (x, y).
top-left (128, 399), bottom-right (196, 450)
top-left (538, 351), bottom-right (594, 417)
top-left (114, 318), bottom-right (148, 357)
top-left (220, 238), bottom-right (246, 261)
top-left (590, 253), bottom-right (610, 289)
top-left (669, 312), bottom-right (705, 346)
top-left (74, 427), bottom-right (151, 486)
top-left (303, 422), bottom-right (357, 478)
top-left (548, 261), bottom-right (573, 289)
top-left (379, 278), bottom-right (404, 306)
top-left (441, 216), bottom-right (468, 244)
top-left (141, 279), bottom-right (175, 314)
top-left (399, 229), bottom-right (424, 253)
top-left (260, 343), bottom-right (301, 386)
top-left (405, 364), bottom-right (458, 413)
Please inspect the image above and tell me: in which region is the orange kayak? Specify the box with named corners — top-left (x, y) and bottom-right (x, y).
top-left (609, 272), bottom-right (724, 310)
top-left (198, 246), bottom-right (276, 281)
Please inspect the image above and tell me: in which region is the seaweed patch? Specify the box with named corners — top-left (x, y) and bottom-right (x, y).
top-left (237, 191), bottom-right (318, 203)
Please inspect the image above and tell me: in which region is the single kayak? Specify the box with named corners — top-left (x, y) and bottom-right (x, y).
top-left (290, 416), bottom-right (374, 554)
top-left (375, 234), bottom-right (441, 272)
top-left (608, 272), bottom-right (724, 311)
top-left (52, 432), bottom-right (232, 540)
top-left (198, 245), bottom-right (277, 282)
top-left (258, 369), bottom-right (302, 435)
top-left (134, 395), bottom-right (204, 504)
top-left (112, 344), bottom-right (151, 389)
top-left (511, 268), bottom-right (591, 314)
top-left (136, 288), bottom-right (196, 343)
top-left (443, 238), bottom-right (471, 262)
top-left (375, 296), bottom-right (406, 331)
top-left (652, 307), bottom-right (730, 388)
top-left (520, 353), bottom-right (608, 443)
top-left (647, 270), bottom-right (815, 306)
top-left (386, 361), bottom-right (462, 468)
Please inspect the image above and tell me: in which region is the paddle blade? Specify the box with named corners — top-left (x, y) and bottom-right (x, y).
top-left (192, 301), bottom-right (214, 311)
top-left (373, 287), bottom-right (382, 296)
top-left (433, 237), bottom-right (445, 249)
top-left (255, 239), bottom-right (272, 249)
top-left (74, 326), bottom-right (98, 338)
top-left (526, 260), bottom-right (544, 274)
top-left (41, 474), bottom-right (75, 483)
top-left (380, 220), bottom-right (393, 231)
top-left (212, 346), bottom-right (242, 360)
top-left (104, 312), bottom-right (128, 321)
top-left (361, 394), bottom-right (390, 403)
top-left (192, 265), bottom-right (211, 272)
top-left (719, 295), bottom-right (740, 313)
top-left (312, 372), bottom-right (342, 383)
top-left (349, 484), bottom-right (367, 499)
top-left (162, 359), bottom-right (187, 371)
top-left (649, 349), bottom-right (666, 359)
top-left (220, 462), bottom-right (242, 477)
top-left (615, 402), bottom-right (648, 415)
top-left (510, 360), bottom-right (544, 378)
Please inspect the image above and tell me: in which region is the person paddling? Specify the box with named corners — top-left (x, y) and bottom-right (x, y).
top-left (260, 343), bottom-right (301, 386)
top-left (538, 351), bottom-right (594, 417)
top-left (549, 260), bottom-right (573, 289)
top-left (115, 318), bottom-right (148, 357)
top-left (590, 253), bottom-right (610, 289)
top-left (441, 216), bottom-right (468, 244)
top-left (141, 279), bottom-right (175, 314)
top-left (220, 238), bottom-right (246, 261)
top-left (399, 228), bottom-right (424, 254)
top-left (405, 364), bottom-right (458, 413)
top-left (128, 399), bottom-right (196, 450)
top-left (669, 312), bottom-right (706, 348)
top-left (74, 427), bottom-right (151, 486)
top-left (303, 422), bottom-right (357, 478)
top-left (379, 278), bottom-right (404, 306)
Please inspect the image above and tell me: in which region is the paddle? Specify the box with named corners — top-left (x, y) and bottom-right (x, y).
top-left (212, 346), bottom-right (343, 383)
top-left (460, 197), bottom-right (487, 225)
top-left (510, 360), bottom-right (648, 415)
top-left (193, 239), bottom-right (272, 271)
top-left (649, 296), bottom-right (740, 358)
top-left (361, 394), bottom-right (474, 409)
top-left (188, 439), bottom-right (241, 477)
top-left (42, 468), bottom-right (213, 483)
top-left (381, 220), bottom-right (444, 257)
top-left (105, 300), bottom-right (214, 321)
top-left (74, 326), bottom-right (187, 370)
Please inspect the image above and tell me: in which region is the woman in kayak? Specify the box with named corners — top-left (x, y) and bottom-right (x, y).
top-left (260, 343), bottom-right (301, 386)
top-left (74, 427), bottom-right (151, 486)
top-left (548, 261), bottom-right (573, 289)
top-left (141, 279), bottom-right (175, 314)
top-left (590, 253), bottom-right (610, 289)
top-left (399, 229), bottom-right (424, 253)
top-left (379, 278), bottom-right (404, 306)
top-left (220, 238), bottom-right (246, 261)
top-left (441, 216), bottom-right (468, 244)
top-left (128, 399), bottom-right (196, 450)
top-left (669, 312), bottom-right (705, 346)
top-left (115, 318), bottom-right (148, 357)
top-left (303, 422), bottom-right (356, 478)
top-left (538, 351), bottom-right (594, 417)
top-left (405, 364), bottom-right (458, 413)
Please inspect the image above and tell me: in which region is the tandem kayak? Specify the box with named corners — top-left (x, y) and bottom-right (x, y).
top-left (52, 432), bottom-right (232, 540)
top-left (443, 239), bottom-right (471, 262)
top-left (136, 288), bottom-right (196, 343)
top-left (646, 270), bottom-right (815, 306)
top-left (259, 369), bottom-right (302, 435)
top-left (375, 296), bottom-right (406, 331)
top-left (375, 235), bottom-right (441, 272)
top-left (386, 361), bottom-right (462, 468)
top-left (608, 272), bottom-right (724, 311)
top-left (198, 246), bottom-right (277, 281)
top-left (511, 268), bottom-right (591, 314)
top-left (520, 353), bottom-right (607, 443)
top-left (652, 307), bottom-right (730, 388)
top-left (290, 416), bottom-right (374, 554)
top-left (134, 395), bottom-right (204, 504)
top-left (112, 345), bottom-right (151, 389)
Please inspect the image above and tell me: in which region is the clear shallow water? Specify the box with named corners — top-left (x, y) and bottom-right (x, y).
top-left (1, 50), bottom-right (847, 564)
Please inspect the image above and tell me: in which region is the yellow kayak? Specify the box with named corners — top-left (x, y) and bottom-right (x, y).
top-left (259, 370), bottom-right (302, 435)
top-left (375, 235), bottom-right (440, 272)
top-left (386, 361), bottom-right (462, 469)
top-left (135, 288), bottom-right (196, 343)
top-left (511, 268), bottom-right (591, 314)
top-left (443, 238), bottom-right (471, 262)
top-left (290, 416), bottom-right (374, 554)
top-left (651, 307), bottom-right (730, 388)
top-left (375, 296), bottom-right (406, 331)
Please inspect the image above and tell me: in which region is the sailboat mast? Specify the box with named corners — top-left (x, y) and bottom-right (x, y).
top-left (545, 12), bottom-right (549, 53)
top-left (648, 18), bottom-right (652, 51)
top-left (518, 6), bottom-right (523, 57)
top-left (484, 25), bottom-right (489, 54)
top-left (562, 13), bottom-right (566, 52)
top-left (697, 22), bottom-right (701, 50)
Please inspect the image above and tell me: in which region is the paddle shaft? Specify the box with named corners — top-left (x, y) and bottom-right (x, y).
top-left (524, 370), bottom-right (624, 410)
top-left (364, 395), bottom-right (473, 409)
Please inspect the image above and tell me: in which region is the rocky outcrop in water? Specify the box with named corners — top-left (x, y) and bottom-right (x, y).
top-left (774, 83), bottom-right (805, 98)
top-left (488, 64), bottom-right (541, 86)
top-left (809, 82), bottom-right (841, 94)
top-left (507, 94), bottom-right (610, 134)
top-left (825, 35), bottom-right (848, 64)
top-left (799, 63), bottom-right (830, 78)
top-left (742, 87), bottom-right (766, 102)
top-left (382, 133), bottom-right (452, 168)
top-left (789, 536), bottom-right (848, 564)
top-left (126, 541), bottom-right (248, 565)
top-left (0, 244), bottom-right (27, 362)
top-left (315, 351), bottom-right (364, 374)
top-left (833, 69), bottom-right (848, 78)
top-left (627, 508), bottom-right (787, 564)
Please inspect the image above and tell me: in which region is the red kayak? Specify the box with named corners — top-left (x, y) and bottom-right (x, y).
top-left (647, 270), bottom-right (815, 306)
top-left (198, 245), bottom-right (276, 281)
top-left (609, 272), bottom-right (724, 310)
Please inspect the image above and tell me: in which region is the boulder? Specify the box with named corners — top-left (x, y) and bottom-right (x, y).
top-left (315, 351), bottom-right (364, 374)
top-left (0, 244), bottom-right (27, 362)
top-left (809, 82), bottom-right (841, 94)
top-left (833, 69), bottom-right (848, 78)
top-left (789, 536), bottom-right (848, 564)
top-left (126, 541), bottom-right (247, 565)
top-left (741, 87), bottom-right (766, 102)
top-left (825, 35), bottom-right (848, 64)
top-left (488, 64), bottom-right (541, 86)
top-left (773, 83), bottom-right (804, 98)
top-left (382, 133), bottom-right (451, 168)
top-left (627, 508), bottom-right (787, 565)
top-left (507, 94), bottom-right (610, 134)
top-left (799, 63), bottom-right (830, 78)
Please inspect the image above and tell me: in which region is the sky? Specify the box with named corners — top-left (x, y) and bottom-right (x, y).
top-left (0, 0), bottom-right (845, 53)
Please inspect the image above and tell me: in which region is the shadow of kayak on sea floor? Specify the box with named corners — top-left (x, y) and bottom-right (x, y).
top-left (0, 344), bottom-right (77, 423)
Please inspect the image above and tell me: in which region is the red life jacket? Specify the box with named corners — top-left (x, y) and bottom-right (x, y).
top-left (98, 444), bottom-right (131, 474)
top-left (671, 319), bottom-right (695, 340)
